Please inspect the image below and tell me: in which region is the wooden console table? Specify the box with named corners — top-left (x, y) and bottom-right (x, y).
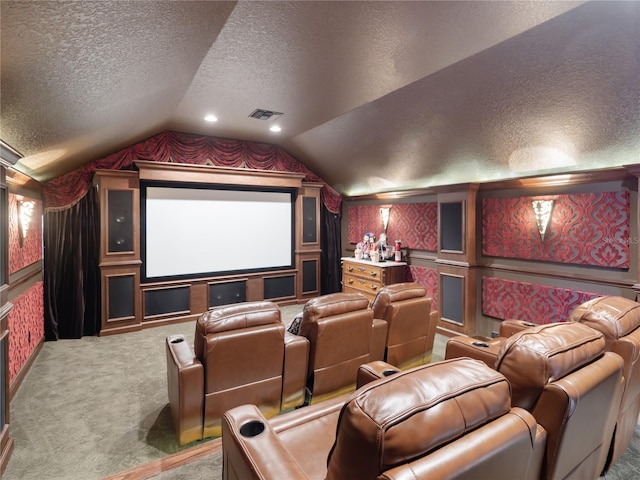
top-left (341, 257), bottom-right (407, 303)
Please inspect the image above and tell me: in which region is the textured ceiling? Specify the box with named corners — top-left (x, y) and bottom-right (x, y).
top-left (1, 1), bottom-right (639, 197)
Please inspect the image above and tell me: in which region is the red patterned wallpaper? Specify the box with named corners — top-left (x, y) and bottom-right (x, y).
top-left (348, 203), bottom-right (438, 251)
top-left (482, 192), bottom-right (630, 269)
top-left (8, 281), bottom-right (45, 383)
top-left (9, 193), bottom-right (44, 274)
top-left (482, 277), bottom-right (600, 324)
top-left (405, 265), bottom-right (439, 312)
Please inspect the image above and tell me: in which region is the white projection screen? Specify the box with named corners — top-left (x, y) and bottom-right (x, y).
top-left (143, 185), bottom-right (294, 280)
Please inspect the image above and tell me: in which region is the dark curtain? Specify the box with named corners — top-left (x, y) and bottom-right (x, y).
top-left (44, 186), bottom-right (101, 340)
top-left (321, 203), bottom-right (341, 294)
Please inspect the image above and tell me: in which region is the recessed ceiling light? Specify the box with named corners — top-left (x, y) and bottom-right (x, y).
top-left (204, 114), bottom-right (218, 122)
top-left (270, 125), bottom-right (282, 133)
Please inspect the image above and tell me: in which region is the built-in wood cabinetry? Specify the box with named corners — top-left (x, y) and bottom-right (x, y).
top-left (296, 183), bottom-right (322, 301)
top-left (435, 185), bottom-right (479, 337)
top-left (341, 257), bottom-right (407, 304)
top-left (94, 170), bottom-right (142, 336)
top-left (94, 163), bottom-right (322, 335)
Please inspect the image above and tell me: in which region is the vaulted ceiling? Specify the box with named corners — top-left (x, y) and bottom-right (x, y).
top-left (1, 1), bottom-right (638, 197)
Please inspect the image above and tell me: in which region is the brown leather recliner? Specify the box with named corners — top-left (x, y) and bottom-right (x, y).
top-left (568, 295), bottom-right (640, 473)
top-left (371, 282), bottom-right (439, 369)
top-left (166, 301), bottom-right (309, 445)
top-left (295, 292), bottom-right (387, 404)
top-left (221, 357), bottom-right (547, 480)
top-left (448, 322), bottom-right (625, 480)
top-left (449, 295), bottom-right (640, 475)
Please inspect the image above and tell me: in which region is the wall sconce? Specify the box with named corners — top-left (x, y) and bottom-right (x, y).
top-left (18, 199), bottom-right (35, 244)
top-left (379, 207), bottom-right (390, 232)
top-left (531, 199), bottom-right (554, 241)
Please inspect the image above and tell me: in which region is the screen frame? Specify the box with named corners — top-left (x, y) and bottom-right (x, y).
top-left (140, 180), bottom-right (297, 283)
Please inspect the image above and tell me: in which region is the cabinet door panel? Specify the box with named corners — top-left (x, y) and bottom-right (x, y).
top-left (302, 196), bottom-right (317, 244)
top-left (107, 190), bottom-right (134, 253)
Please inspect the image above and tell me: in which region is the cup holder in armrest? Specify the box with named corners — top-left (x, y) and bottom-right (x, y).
top-left (170, 337), bottom-right (185, 344)
top-left (382, 369), bottom-right (398, 377)
top-left (472, 341), bottom-right (490, 348)
top-left (240, 420), bottom-right (265, 438)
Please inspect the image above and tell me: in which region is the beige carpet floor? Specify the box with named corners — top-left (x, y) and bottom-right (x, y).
top-left (4, 304), bottom-right (306, 480)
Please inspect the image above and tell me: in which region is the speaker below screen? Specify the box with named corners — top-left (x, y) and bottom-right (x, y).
top-left (209, 281), bottom-right (246, 307)
top-left (264, 276), bottom-right (295, 299)
top-left (145, 286), bottom-right (189, 317)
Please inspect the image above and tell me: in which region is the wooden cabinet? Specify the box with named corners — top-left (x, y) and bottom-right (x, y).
top-left (341, 258), bottom-right (406, 303)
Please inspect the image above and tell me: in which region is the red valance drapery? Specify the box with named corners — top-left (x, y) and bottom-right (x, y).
top-left (43, 131), bottom-right (342, 214)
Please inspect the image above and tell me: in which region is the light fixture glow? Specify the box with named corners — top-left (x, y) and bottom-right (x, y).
top-left (531, 199), bottom-right (554, 241)
top-left (204, 114), bottom-right (218, 122)
top-left (269, 125), bottom-right (281, 133)
top-left (18, 199), bottom-right (35, 244)
top-left (379, 207), bottom-right (390, 231)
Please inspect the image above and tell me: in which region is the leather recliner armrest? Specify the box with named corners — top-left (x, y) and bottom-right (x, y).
top-left (427, 310), bottom-right (439, 350)
top-left (282, 332), bottom-right (310, 411)
top-left (166, 334), bottom-right (205, 445)
top-left (370, 318), bottom-right (388, 362)
top-left (444, 335), bottom-right (505, 369)
top-left (222, 404), bottom-right (310, 480)
top-left (500, 319), bottom-right (538, 338)
top-left (357, 360), bottom-right (400, 389)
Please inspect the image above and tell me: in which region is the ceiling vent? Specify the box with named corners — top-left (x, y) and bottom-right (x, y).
top-left (248, 109), bottom-right (283, 121)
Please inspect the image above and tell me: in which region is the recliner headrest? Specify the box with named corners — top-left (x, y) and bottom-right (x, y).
top-left (302, 292), bottom-right (370, 324)
top-left (569, 295), bottom-right (640, 340)
top-left (325, 358), bottom-right (511, 479)
top-left (496, 322), bottom-right (605, 410)
top-left (197, 301), bottom-right (281, 334)
top-left (371, 282), bottom-right (428, 319)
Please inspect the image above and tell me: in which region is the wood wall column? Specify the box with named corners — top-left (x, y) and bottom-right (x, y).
top-left (435, 184), bottom-right (479, 337)
top-left (296, 183), bottom-right (322, 301)
top-left (93, 171), bottom-right (142, 336)
top-left (625, 165), bottom-right (640, 302)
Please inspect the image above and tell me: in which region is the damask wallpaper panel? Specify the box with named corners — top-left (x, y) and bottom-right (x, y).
top-left (9, 193), bottom-right (43, 274)
top-left (405, 265), bottom-right (439, 312)
top-left (482, 277), bottom-right (600, 324)
top-left (348, 203), bottom-right (438, 251)
top-left (482, 191), bottom-right (629, 269)
top-left (8, 281), bottom-right (44, 383)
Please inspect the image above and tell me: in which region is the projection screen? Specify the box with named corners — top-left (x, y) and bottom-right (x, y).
top-left (142, 184), bottom-right (294, 280)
